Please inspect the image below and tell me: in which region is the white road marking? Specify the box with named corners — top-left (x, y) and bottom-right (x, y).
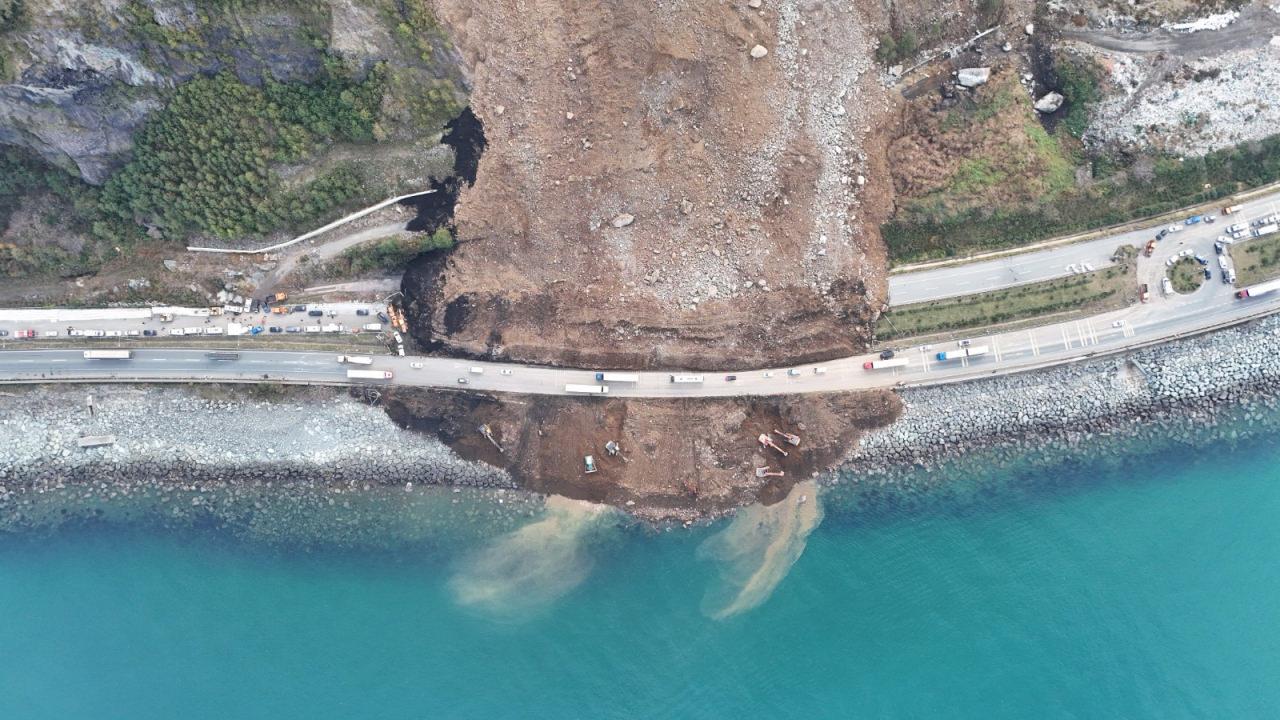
top-left (1028, 331), bottom-right (1040, 357)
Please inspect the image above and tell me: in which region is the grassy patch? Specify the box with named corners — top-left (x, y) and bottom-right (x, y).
top-left (1229, 233), bottom-right (1280, 286)
top-left (1168, 257), bottom-right (1204, 293)
top-left (877, 263), bottom-right (1136, 340)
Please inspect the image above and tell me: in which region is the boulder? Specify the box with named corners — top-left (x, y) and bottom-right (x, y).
top-left (611, 213), bottom-right (635, 228)
top-left (956, 67), bottom-right (991, 88)
top-left (750, 44), bottom-right (769, 59)
top-left (1034, 92), bottom-right (1065, 114)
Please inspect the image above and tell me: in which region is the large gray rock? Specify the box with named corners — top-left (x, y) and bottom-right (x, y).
top-left (957, 67), bottom-right (991, 88)
top-left (1034, 92), bottom-right (1065, 114)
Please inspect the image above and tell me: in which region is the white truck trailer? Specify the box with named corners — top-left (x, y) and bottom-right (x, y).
top-left (1235, 278), bottom-right (1280, 299)
top-left (83, 350), bottom-right (133, 359)
top-left (863, 357), bottom-right (910, 370)
top-left (565, 384), bottom-right (609, 394)
top-left (594, 372), bottom-right (640, 382)
top-left (935, 346), bottom-right (989, 361)
top-left (346, 369), bottom-right (393, 380)
top-left (669, 375), bottom-right (705, 383)
top-left (336, 355), bottom-right (374, 365)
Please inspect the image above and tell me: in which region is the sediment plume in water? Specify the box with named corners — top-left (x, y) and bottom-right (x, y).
top-left (448, 495), bottom-right (615, 619)
top-left (698, 480), bottom-right (823, 619)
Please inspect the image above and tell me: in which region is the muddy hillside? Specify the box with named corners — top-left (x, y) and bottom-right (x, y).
top-left (401, 0), bottom-right (903, 370)
top-left (383, 389), bottom-right (902, 522)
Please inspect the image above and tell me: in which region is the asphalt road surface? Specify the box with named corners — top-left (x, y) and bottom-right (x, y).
top-left (887, 189), bottom-right (1280, 305)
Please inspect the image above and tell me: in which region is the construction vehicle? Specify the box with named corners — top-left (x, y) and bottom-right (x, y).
top-left (274, 291), bottom-right (288, 302)
top-left (758, 433), bottom-right (788, 457)
top-left (584, 455), bottom-right (598, 474)
top-left (773, 429), bottom-right (801, 447)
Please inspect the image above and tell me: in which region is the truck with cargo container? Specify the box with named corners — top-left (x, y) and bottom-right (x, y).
top-left (361, 323), bottom-right (383, 332)
top-left (565, 384), bottom-right (609, 394)
top-left (594, 372), bottom-right (640, 383)
top-left (863, 357), bottom-right (910, 370)
top-left (1235, 278), bottom-right (1280, 299)
top-left (1224, 204), bottom-right (1243, 214)
top-left (83, 350), bottom-right (132, 359)
top-left (1139, 283), bottom-right (1150, 303)
top-left (346, 369), bottom-right (393, 380)
top-left (935, 346), bottom-right (989, 362)
top-left (336, 355), bottom-right (374, 365)
top-left (1252, 223), bottom-right (1279, 238)
top-left (206, 351), bottom-right (239, 361)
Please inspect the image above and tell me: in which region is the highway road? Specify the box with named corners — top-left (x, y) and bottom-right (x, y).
top-left (3, 268), bottom-right (1278, 397)
top-left (887, 189), bottom-right (1280, 305)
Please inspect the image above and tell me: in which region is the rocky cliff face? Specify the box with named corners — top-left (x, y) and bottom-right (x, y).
top-left (0, 0), bottom-right (462, 184)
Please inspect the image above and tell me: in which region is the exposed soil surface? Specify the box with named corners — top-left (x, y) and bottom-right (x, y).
top-left (403, 0), bottom-right (898, 371)
top-left (383, 388), bottom-right (901, 522)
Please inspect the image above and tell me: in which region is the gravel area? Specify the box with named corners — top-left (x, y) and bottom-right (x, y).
top-left (843, 313), bottom-right (1280, 477)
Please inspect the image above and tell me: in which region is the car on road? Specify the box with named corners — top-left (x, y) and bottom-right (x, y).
top-left (127, 330), bottom-right (140, 337)
top-left (500, 369), bottom-right (512, 376)
top-left (1166, 256), bottom-right (1177, 267)
top-left (725, 375), bottom-right (738, 381)
top-left (1083, 262), bottom-right (1095, 272)
top-left (1185, 215), bottom-right (1202, 225)
top-left (879, 349), bottom-right (896, 360)
top-left (1205, 215), bottom-right (1217, 224)
top-left (292, 305), bottom-right (305, 313)
top-left (787, 369), bottom-right (801, 376)
top-left (762, 371), bottom-right (774, 378)
top-left (1195, 254), bottom-right (1208, 266)
top-left (1167, 224), bottom-right (1183, 234)
top-left (1156, 229), bottom-right (1169, 240)
top-left (286, 326), bottom-right (302, 333)
top-left (457, 377), bottom-right (468, 384)
top-left (1203, 268), bottom-right (1212, 280)
top-left (0, 330), bottom-right (7, 337)
top-left (356, 309), bottom-right (370, 316)
top-left (249, 326), bottom-right (263, 335)
top-left (377, 312), bottom-right (389, 322)
top-left (958, 339), bottom-right (972, 347)
top-left (1112, 320), bottom-right (1124, 328)
top-left (1162, 277), bottom-right (1174, 295)
top-left (268, 326), bottom-right (282, 333)
top-left (307, 309), bottom-right (323, 317)
top-left (14, 329), bottom-right (35, 338)
top-left (410, 362), bottom-right (424, 369)
top-left (143, 329), bottom-right (157, 337)
top-left (1214, 242), bottom-right (1224, 255)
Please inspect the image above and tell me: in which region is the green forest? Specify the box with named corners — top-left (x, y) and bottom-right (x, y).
top-left (97, 65), bottom-right (384, 241)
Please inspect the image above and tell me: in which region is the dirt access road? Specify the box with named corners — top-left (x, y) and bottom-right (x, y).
top-left (1061, 2), bottom-right (1280, 56)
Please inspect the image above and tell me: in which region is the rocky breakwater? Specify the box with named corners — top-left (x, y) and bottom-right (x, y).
top-left (847, 314), bottom-right (1280, 475)
top-left (0, 385), bottom-right (520, 544)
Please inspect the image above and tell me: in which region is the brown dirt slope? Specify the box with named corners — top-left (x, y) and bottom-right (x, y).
top-left (384, 388), bottom-right (901, 522)
top-left (406, 0), bottom-right (896, 370)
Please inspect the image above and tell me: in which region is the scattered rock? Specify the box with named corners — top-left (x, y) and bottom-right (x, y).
top-left (750, 44), bottom-right (769, 59)
top-left (611, 213), bottom-right (635, 228)
top-left (163, 259), bottom-right (179, 272)
top-left (1025, 23), bottom-right (1035, 35)
top-left (747, 0), bottom-right (762, 7)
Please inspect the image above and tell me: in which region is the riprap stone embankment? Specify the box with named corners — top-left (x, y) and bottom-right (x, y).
top-left (847, 314), bottom-right (1280, 475)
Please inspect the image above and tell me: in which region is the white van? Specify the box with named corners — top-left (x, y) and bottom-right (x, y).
top-left (470, 367), bottom-right (484, 375)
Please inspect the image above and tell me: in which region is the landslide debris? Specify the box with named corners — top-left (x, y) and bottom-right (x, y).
top-left (403, 0), bottom-right (897, 370)
top-left (383, 388), bottom-right (901, 522)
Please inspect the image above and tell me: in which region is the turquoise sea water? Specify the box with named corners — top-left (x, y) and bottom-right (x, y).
top-left (3, 425), bottom-right (1280, 718)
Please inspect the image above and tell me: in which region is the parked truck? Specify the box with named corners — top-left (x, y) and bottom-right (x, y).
top-left (336, 355), bottom-right (374, 365)
top-left (1252, 223), bottom-right (1279, 238)
top-left (346, 369), bottom-right (393, 380)
top-left (863, 357), bottom-right (910, 370)
top-left (83, 350), bottom-right (132, 359)
top-left (1235, 278), bottom-right (1280, 299)
top-left (1224, 204), bottom-right (1243, 214)
top-left (935, 346), bottom-right (989, 362)
top-left (595, 372), bottom-right (640, 382)
top-left (565, 384), bottom-right (609, 394)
